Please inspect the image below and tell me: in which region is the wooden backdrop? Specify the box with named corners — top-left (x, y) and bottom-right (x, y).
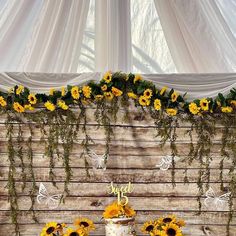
top-left (0, 107), bottom-right (235, 236)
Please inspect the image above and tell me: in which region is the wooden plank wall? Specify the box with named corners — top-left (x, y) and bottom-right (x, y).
top-left (0, 107), bottom-right (235, 236)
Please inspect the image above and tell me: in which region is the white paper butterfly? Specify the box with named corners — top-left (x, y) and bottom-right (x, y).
top-left (156, 155), bottom-right (173, 170)
top-left (204, 187), bottom-right (231, 211)
top-left (37, 183), bottom-right (62, 209)
top-left (87, 149), bottom-right (107, 170)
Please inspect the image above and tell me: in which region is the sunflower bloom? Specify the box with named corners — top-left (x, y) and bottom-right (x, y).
top-left (74, 218), bottom-right (95, 232)
top-left (141, 221), bottom-right (156, 234)
top-left (58, 100), bottom-right (68, 110)
top-left (123, 204), bottom-right (136, 218)
top-left (95, 95), bottom-right (104, 101)
top-left (103, 202), bottom-right (122, 219)
top-left (61, 86), bottom-right (66, 96)
top-left (143, 89), bottom-right (153, 99)
top-left (49, 88), bottom-right (55, 96)
top-left (104, 92), bottom-right (114, 101)
top-left (0, 96), bottom-right (7, 107)
top-left (171, 91), bottom-right (179, 102)
top-left (40, 222), bottom-right (57, 236)
top-left (71, 86), bottom-right (80, 99)
top-left (112, 87), bottom-right (123, 97)
top-left (189, 102), bottom-right (200, 115)
top-left (221, 106), bottom-right (233, 113)
top-left (16, 85), bottom-right (24, 95)
top-left (103, 71), bottom-right (112, 83)
top-left (127, 92), bottom-right (137, 99)
top-left (139, 95), bottom-right (150, 106)
top-left (154, 99), bottom-right (161, 110)
top-left (44, 101), bottom-right (55, 111)
top-left (28, 94), bottom-right (37, 105)
top-left (101, 84), bottom-right (107, 91)
top-left (160, 87), bottom-right (167, 96)
top-left (13, 102), bottom-right (25, 113)
top-left (162, 222), bottom-right (183, 236)
top-left (230, 100), bottom-right (236, 106)
top-left (82, 86), bottom-right (92, 98)
top-left (166, 108), bottom-right (177, 116)
top-left (200, 98), bottom-right (209, 111)
top-left (134, 74), bottom-right (142, 83)
top-left (64, 227), bottom-right (86, 236)
top-left (24, 104), bottom-right (34, 111)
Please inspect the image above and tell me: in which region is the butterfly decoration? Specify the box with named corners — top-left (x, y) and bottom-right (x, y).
top-left (87, 149), bottom-right (107, 170)
top-left (204, 187), bottom-right (231, 211)
top-left (156, 155), bottom-right (173, 171)
top-left (37, 183), bottom-right (62, 209)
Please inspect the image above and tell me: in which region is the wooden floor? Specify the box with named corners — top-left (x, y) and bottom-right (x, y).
top-left (0, 108), bottom-right (235, 236)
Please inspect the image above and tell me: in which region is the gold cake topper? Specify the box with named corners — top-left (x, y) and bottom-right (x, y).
top-left (107, 182), bottom-right (134, 206)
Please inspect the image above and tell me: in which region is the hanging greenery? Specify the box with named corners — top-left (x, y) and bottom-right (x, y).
top-left (1, 72), bottom-right (236, 236)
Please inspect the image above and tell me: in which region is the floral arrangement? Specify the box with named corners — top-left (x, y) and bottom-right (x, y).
top-left (141, 215), bottom-right (185, 236)
top-left (103, 201), bottom-right (136, 219)
top-left (40, 218), bottom-right (95, 236)
top-left (0, 71), bottom-right (235, 115)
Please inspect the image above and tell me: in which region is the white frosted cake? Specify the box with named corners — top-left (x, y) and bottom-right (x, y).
top-left (105, 217), bottom-right (136, 236)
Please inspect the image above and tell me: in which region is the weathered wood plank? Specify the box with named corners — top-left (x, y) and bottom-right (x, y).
top-left (0, 167), bottom-right (231, 183)
top-left (0, 182), bottom-right (231, 197)
top-left (0, 196), bottom-right (235, 211)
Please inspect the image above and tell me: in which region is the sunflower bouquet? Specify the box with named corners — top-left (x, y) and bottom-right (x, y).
top-left (141, 215), bottom-right (185, 236)
top-left (40, 217), bottom-right (95, 236)
top-left (103, 200), bottom-right (136, 219)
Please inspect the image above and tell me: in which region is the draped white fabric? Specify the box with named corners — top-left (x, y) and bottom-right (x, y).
top-left (0, 72), bottom-right (235, 101)
top-left (95, 0), bottom-right (132, 72)
top-left (153, 0), bottom-right (236, 73)
top-left (0, 0), bottom-right (90, 72)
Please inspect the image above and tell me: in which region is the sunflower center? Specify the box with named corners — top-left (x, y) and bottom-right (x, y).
top-left (167, 228), bottom-right (176, 236)
top-left (163, 217), bottom-right (172, 223)
top-left (146, 225), bottom-right (154, 232)
top-left (70, 232), bottom-right (79, 236)
top-left (46, 227), bottom-right (55, 234)
top-left (80, 221), bottom-right (89, 227)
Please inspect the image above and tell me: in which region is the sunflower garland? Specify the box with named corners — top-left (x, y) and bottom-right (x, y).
top-left (142, 215), bottom-right (185, 236)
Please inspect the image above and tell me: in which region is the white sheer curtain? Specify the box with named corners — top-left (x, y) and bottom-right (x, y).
top-left (153, 0), bottom-right (236, 73)
top-left (95, 0), bottom-right (132, 72)
top-left (0, 0), bottom-right (90, 73)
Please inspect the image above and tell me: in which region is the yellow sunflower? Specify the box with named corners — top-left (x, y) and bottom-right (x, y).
top-left (44, 101), bottom-right (55, 111)
top-left (16, 85), bottom-right (24, 95)
top-left (40, 222), bottom-right (57, 236)
top-left (101, 84), bottom-right (107, 91)
top-left (49, 88), bottom-right (55, 96)
top-left (141, 221), bottom-right (156, 234)
top-left (104, 92), bottom-right (114, 101)
top-left (28, 94), bottom-right (37, 105)
top-left (95, 95), bottom-right (104, 101)
top-left (64, 227), bottom-right (86, 236)
top-left (82, 86), bottom-right (92, 98)
top-left (139, 95), bottom-right (150, 106)
top-left (134, 74), bottom-right (142, 83)
top-left (74, 218), bottom-right (95, 232)
top-left (111, 87), bottom-right (123, 97)
top-left (123, 204), bottom-right (136, 218)
top-left (157, 215), bottom-right (177, 225)
top-left (103, 71), bottom-right (112, 83)
top-left (154, 99), bottom-right (161, 110)
top-left (221, 106), bottom-right (233, 113)
top-left (230, 100), bottom-right (236, 106)
top-left (189, 102), bottom-right (200, 115)
top-left (103, 202), bottom-right (122, 219)
top-left (143, 89), bottom-right (153, 99)
top-left (160, 87), bottom-right (167, 96)
top-left (13, 102), bottom-right (25, 113)
top-left (58, 100), bottom-right (68, 110)
top-left (166, 108), bottom-right (177, 116)
top-left (71, 86), bottom-right (80, 99)
top-left (171, 91), bottom-right (179, 102)
top-left (127, 92), bottom-right (137, 99)
top-left (151, 229), bottom-right (167, 236)
top-left (61, 86), bottom-right (66, 96)
top-left (0, 96), bottom-right (7, 107)
top-left (199, 98), bottom-right (209, 111)
top-left (24, 104), bottom-right (34, 111)
top-left (162, 223), bottom-right (183, 236)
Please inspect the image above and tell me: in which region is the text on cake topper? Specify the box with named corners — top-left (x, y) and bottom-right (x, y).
top-left (107, 182), bottom-right (134, 206)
